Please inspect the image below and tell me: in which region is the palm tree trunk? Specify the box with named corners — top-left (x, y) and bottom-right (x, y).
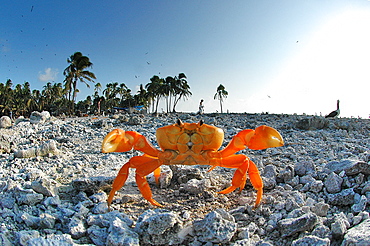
top-left (155, 97), bottom-right (160, 114)
top-left (172, 96), bottom-right (180, 112)
top-left (168, 92), bottom-right (172, 113)
top-left (165, 96), bottom-right (169, 113)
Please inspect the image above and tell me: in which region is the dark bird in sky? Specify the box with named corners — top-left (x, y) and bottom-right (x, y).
top-left (31, 6), bottom-right (34, 12)
top-left (147, 62), bottom-right (151, 65)
top-left (325, 100), bottom-right (340, 118)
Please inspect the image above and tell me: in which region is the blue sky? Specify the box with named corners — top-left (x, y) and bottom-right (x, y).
top-left (1, 0), bottom-right (370, 118)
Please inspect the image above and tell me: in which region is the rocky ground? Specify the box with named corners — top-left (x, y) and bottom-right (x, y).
top-left (0, 111), bottom-right (369, 246)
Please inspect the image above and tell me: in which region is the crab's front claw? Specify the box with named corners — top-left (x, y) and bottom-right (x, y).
top-left (102, 129), bottom-right (135, 153)
top-left (247, 125), bottom-right (284, 150)
top-left (102, 129), bottom-right (160, 156)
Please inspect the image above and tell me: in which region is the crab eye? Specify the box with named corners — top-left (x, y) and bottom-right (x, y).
top-left (176, 119), bottom-right (183, 126)
top-left (199, 120), bottom-right (204, 126)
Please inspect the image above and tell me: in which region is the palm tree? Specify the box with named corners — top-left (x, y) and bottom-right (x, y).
top-left (144, 82), bottom-right (155, 114)
top-left (13, 83), bottom-right (26, 116)
top-left (164, 76), bottom-right (174, 113)
top-left (94, 82), bottom-right (102, 96)
top-left (76, 95), bottom-right (93, 114)
top-left (214, 84), bottom-right (228, 113)
top-left (122, 89), bottom-right (135, 108)
top-left (145, 75), bottom-right (163, 114)
top-left (172, 73), bottom-right (191, 112)
top-left (63, 52), bottom-right (96, 106)
top-left (42, 82), bottom-right (54, 109)
top-left (103, 82), bottom-right (120, 110)
top-left (0, 79), bottom-right (14, 116)
top-left (134, 84), bottom-right (149, 110)
top-left (117, 83), bottom-right (129, 106)
top-left (40, 82), bottom-right (64, 113)
top-left (28, 89), bottom-right (42, 113)
top-left (20, 82), bottom-right (33, 115)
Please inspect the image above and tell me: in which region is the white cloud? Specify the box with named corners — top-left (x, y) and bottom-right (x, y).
top-left (38, 68), bottom-right (58, 82)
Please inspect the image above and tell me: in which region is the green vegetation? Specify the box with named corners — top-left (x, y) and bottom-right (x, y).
top-left (0, 52), bottom-right (194, 117)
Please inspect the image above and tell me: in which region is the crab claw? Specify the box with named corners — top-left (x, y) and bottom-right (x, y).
top-left (102, 129), bottom-right (135, 153)
top-left (247, 125), bottom-right (284, 150)
top-left (102, 129), bottom-right (160, 156)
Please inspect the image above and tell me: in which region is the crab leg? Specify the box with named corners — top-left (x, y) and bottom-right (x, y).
top-left (135, 173), bottom-right (163, 207)
top-left (246, 160), bottom-right (263, 208)
top-left (153, 167), bottom-right (161, 185)
top-left (107, 155), bottom-right (163, 207)
top-left (216, 155), bottom-right (263, 208)
top-left (107, 163), bottom-right (130, 207)
top-left (133, 156), bottom-right (163, 207)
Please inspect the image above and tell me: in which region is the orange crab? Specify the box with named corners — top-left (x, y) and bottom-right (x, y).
top-left (102, 120), bottom-right (284, 208)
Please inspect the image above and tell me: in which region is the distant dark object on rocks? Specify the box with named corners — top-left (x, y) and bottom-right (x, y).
top-left (295, 117), bottom-right (329, 130)
top-left (128, 115), bottom-right (143, 125)
top-left (325, 100), bottom-right (340, 118)
top-left (72, 176), bottom-right (114, 196)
